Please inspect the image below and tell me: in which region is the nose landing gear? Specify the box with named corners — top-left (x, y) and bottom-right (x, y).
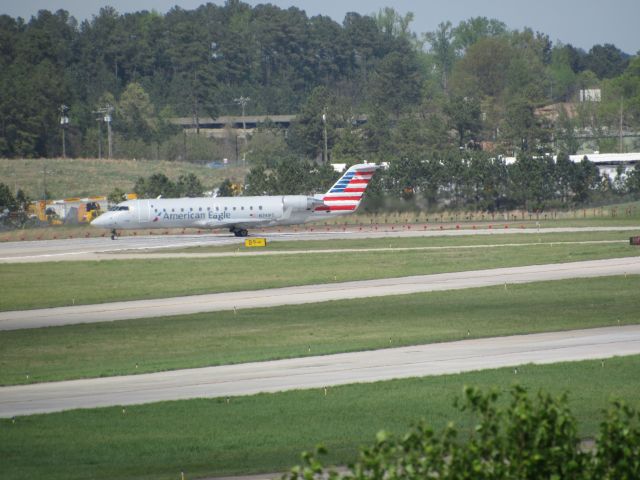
top-left (110, 229), bottom-right (118, 240)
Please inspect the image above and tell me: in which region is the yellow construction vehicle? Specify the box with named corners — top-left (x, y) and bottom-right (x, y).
top-left (79, 201), bottom-right (102, 223)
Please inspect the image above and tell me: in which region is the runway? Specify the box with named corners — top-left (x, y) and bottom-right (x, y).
top-left (1, 325), bottom-right (639, 418)
top-left (2, 257), bottom-right (639, 331)
top-left (1, 226), bottom-right (638, 263)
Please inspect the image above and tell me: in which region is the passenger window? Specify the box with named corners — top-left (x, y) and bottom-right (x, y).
top-left (241, 206), bottom-right (244, 210)
top-left (233, 207), bottom-right (236, 211)
top-left (250, 206), bottom-right (253, 210)
top-left (259, 206), bottom-right (263, 210)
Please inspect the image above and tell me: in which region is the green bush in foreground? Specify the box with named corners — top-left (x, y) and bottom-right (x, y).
top-left (287, 386), bottom-right (640, 480)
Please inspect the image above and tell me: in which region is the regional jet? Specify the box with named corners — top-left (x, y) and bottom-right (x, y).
top-left (91, 163), bottom-right (377, 238)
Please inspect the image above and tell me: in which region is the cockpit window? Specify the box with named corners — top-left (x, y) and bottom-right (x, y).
top-left (109, 206), bottom-right (130, 211)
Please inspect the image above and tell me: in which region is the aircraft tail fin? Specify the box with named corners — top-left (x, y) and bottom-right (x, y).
top-left (318, 163), bottom-right (377, 213)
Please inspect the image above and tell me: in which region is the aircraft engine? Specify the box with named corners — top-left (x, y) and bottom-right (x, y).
top-left (282, 195), bottom-right (324, 212)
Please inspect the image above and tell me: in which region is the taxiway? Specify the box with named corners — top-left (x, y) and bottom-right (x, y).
top-left (1, 325), bottom-right (638, 418)
top-left (1, 226), bottom-right (639, 263)
top-left (2, 256), bottom-right (639, 330)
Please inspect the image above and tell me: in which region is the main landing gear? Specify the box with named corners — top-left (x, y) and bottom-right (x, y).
top-left (230, 227), bottom-right (249, 237)
top-left (110, 229), bottom-right (118, 240)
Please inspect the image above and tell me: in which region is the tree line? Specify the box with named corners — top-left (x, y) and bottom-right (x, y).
top-left (1, 2), bottom-right (638, 159)
top-left (105, 151), bottom-right (640, 213)
top-left (2, 2), bottom-right (640, 210)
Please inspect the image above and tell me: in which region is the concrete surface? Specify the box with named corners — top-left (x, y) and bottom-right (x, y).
top-left (1, 226), bottom-right (639, 263)
top-left (2, 257), bottom-right (639, 331)
top-left (1, 325), bottom-right (639, 417)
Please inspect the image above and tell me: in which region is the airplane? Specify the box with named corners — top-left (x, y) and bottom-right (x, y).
top-left (90, 163), bottom-right (378, 239)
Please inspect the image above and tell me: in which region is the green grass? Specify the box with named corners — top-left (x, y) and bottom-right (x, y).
top-left (163, 230), bottom-right (640, 253)
top-left (2, 233), bottom-right (639, 311)
top-left (330, 201), bottom-right (640, 226)
top-left (1, 275), bottom-right (638, 386)
top-left (0, 157), bottom-right (247, 199)
top-left (2, 355), bottom-right (639, 480)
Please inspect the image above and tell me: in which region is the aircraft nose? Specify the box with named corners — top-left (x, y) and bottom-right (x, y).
top-left (90, 213), bottom-right (111, 228)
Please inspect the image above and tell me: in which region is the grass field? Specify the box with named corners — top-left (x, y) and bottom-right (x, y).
top-left (161, 230), bottom-right (640, 253)
top-left (1, 275), bottom-right (638, 385)
top-left (0, 157), bottom-right (247, 199)
top-left (2, 355), bottom-right (639, 480)
top-left (2, 233), bottom-right (639, 311)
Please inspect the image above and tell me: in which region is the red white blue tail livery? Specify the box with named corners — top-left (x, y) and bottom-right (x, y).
top-left (314, 163), bottom-right (378, 215)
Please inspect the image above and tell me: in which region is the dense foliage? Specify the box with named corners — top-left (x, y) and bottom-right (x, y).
top-left (2, 2), bottom-right (639, 209)
top-left (286, 386), bottom-right (640, 480)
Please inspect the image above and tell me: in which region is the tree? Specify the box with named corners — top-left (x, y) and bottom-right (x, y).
top-left (217, 178), bottom-right (235, 197)
top-left (0, 182), bottom-right (15, 210)
top-left (445, 95), bottom-right (481, 147)
top-left (117, 82), bottom-right (156, 142)
top-left (466, 152), bottom-right (509, 210)
top-left (107, 187), bottom-right (126, 204)
top-left (362, 106), bottom-right (393, 161)
top-left (176, 173), bottom-right (204, 197)
top-left (452, 16), bottom-right (507, 53)
top-left (14, 189), bottom-right (30, 212)
top-left (165, 8), bottom-right (219, 132)
top-left (286, 86), bottom-right (337, 159)
top-left (584, 43), bottom-right (629, 79)
top-left (555, 106), bottom-right (579, 155)
top-left (626, 164), bottom-right (640, 197)
top-left (244, 130), bottom-right (289, 168)
top-left (244, 165), bottom-right (274, 195)
top-left (502, 96), bottom-right (551, 154)
top-left (450, 37), bottom-right (513, 98)
top-left (555, 151), bottom-right (576, 204)
top-left (368, 50), bottom-right (422, 116)
top-left (423, 21), bottom-right (456, 91)
top-left (331, 127), bottom-right (366, 164)
top-left (133, 173), bottom-right (178, 198)
top-left (571, 157), bottom-right (601, 203)
top-left (609, 57), bottom-right (640, 126)
top-left (285, 386), bottom-right (640, 480)
top-left (374, 7), bottom-right (415, 42)
top-left (548, 44), bottom-right (578, 101)
top-left (509, 154), bottom-right (555, 210)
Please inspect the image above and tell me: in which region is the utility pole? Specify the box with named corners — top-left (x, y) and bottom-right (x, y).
top-left (619, 97), bottom-right (624, 153)
top-left (59, 104), bottom-right (69, 158)
top-left (97, 116), bottom-right (102, 160)
top-left (322, 112), bottom-right (328, 163)
top-left (96, 104), bottom-right (114, 159)
top-left (234, 96), bottom-right (250, 146)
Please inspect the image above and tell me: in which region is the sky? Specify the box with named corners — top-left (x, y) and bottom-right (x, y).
top-left (2, 0), bottom-right (639, 55)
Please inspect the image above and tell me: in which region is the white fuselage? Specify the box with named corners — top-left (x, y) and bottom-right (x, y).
top-left (91, 195), bottom-right (345, 231)
top-left (91, 163), bottom-right (378, 235)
